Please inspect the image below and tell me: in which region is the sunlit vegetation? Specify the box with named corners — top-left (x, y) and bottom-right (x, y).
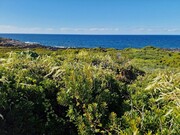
top-left (0, 46), bottom-right (179, 134)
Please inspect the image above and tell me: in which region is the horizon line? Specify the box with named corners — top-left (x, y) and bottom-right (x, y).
top-left (1, 33), bottom-right (180, 36)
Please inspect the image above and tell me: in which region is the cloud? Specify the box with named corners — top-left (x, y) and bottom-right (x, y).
top-left (1, 25), bottom-right (180, 34)
top-left (165, 28), bottom-right (180, 32)
top-left (0, 25), bottom-right (58, 34)
top-left (59, 27), bottom-right (120, 34)
top-left (132, 27), bottom-right (180, 34)
top-left (0, 25), bottom-right (121, 34)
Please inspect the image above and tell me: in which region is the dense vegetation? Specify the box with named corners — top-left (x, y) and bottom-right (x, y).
top-left (0, 46), bottom-right (179, 135)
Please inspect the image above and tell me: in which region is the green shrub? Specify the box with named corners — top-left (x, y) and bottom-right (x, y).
top-left (0, 47), bottom-right (179, 135)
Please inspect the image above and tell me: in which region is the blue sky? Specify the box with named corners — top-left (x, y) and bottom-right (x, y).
top-left (1, 0), bottom-right (180, 34)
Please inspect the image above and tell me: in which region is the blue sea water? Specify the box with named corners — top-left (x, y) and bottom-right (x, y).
top-left (0, 34), bottom-right (180, 49)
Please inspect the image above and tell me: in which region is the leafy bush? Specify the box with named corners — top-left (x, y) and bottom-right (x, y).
top-left (0, 47), bottom-right (179, 134)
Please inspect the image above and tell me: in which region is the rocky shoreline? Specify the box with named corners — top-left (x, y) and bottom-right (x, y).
top-left (0, 37), bottom-right (42, 47)
top-left (0, 37), bottom-right (59, 50)
top-left (0, 37), bottom-right (180, 51)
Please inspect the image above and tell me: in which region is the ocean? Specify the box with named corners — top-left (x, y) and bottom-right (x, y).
top-left (0, 34), bottom-right (180, 49)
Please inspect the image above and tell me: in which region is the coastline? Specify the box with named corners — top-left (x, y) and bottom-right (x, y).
top-left (0, 37), bottom-right (180, 52)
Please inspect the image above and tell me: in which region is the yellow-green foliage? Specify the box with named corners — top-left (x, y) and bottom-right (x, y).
top-left (0, 47), bottom-right (179, 135)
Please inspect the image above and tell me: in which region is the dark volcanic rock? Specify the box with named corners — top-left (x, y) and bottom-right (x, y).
top-left (0, 37), bottom-right (45, 48)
